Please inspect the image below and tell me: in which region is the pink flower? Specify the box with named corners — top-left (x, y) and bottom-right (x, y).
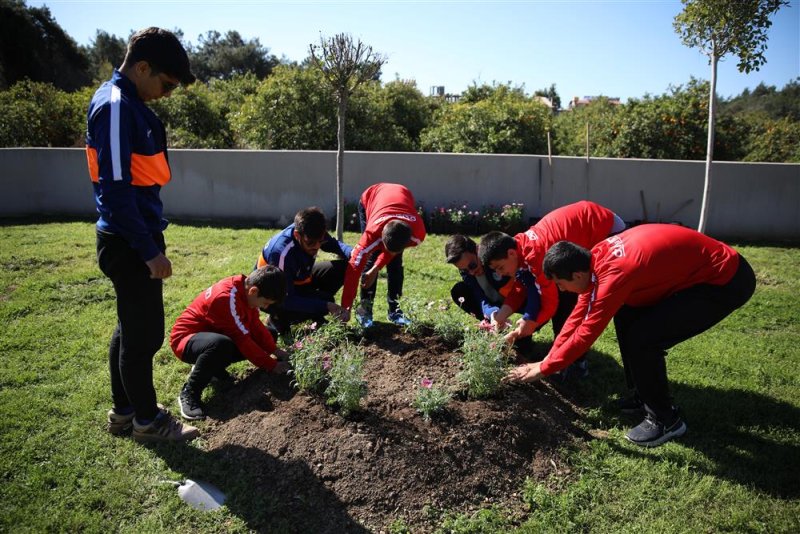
top-left (490, 342), bottom-right (496, 349)
top-left (477, 320), bottom-right (493, 332)
top-left (421, 377), bottom-right (433, 389)
top-left (322, 353), bottom-right (332, 371)
top-left (309, 322), bottom-right (318, 330)
top-left (293, 341), bottom-right (304, 350)
top-left (458, 296), bottom-right (465, 305)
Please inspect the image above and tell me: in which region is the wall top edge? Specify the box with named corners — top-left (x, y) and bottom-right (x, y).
top-left (0, 147), bottom-right (797, 167)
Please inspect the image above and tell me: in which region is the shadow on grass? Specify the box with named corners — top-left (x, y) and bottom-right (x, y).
top-left (563, 350), bottom-right (800, 499)
top-left (150, 442), bottom-right (369, 533)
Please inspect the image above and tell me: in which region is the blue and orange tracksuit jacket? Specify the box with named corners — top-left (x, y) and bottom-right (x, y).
top-left (86, 70), bottom-right (171, 262)
top-left (256, 224), bottom-right (353, 315)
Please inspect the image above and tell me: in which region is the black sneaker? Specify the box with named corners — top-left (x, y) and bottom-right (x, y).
top-left (616, 393), bottom-right (645, 414)
top-left (625, 413), bottom-right (687, 447)
top-left (178, 383), bottom-right (206, 421)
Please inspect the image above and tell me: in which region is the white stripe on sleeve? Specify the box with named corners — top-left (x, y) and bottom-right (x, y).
top-left (353, 239), bottom-right (382, 267)
top-left (229, 286), bottom-right (250, 335)
top-left (109, 85), bottom-right (122, 181)
top-left (278, 241), bottom-right (295, 271)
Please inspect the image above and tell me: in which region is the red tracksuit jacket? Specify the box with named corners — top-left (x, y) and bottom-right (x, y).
top-left (540, 224), bottom-right (740, 375)
top-left (514, 200), bottom-right (617, 326)
top-left (170, 275), bottom-right (278, 370)
top-left (341, 183), bottom-right (426, 310)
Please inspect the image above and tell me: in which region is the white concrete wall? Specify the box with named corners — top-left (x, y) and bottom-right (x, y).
top-left (1, 148), bottom-right (798, 240)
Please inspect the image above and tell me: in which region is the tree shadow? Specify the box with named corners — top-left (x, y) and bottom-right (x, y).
top-left (150, 442), bottom-right (370, 533)
top-left (560, 350), bottom-right (800, 498)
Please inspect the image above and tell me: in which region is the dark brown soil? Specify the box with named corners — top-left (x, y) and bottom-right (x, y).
top-left (203, 324), bottom-right (588, 533)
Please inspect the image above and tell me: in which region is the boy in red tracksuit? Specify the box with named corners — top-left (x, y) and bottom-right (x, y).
top-left (506, 224), bottom-right (756, 447)
top-left (478, 201), bottom-right (625, 375)
top-left (341, 183), bottom-right (426, 327)
top-left (170, 266), bottom-right (291, 420)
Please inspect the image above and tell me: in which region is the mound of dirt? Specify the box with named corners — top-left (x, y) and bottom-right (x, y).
top-left (203, 324), bottom-right (587, 532)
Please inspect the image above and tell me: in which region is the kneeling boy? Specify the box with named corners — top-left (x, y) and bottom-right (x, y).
top-left (170, 266), bottom-right (291, 420)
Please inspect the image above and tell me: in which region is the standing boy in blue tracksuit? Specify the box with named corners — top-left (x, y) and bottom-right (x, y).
top-left (87, 27), bottom-right (199, 442)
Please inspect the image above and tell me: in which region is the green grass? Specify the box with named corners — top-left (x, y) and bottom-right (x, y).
top-left (1, 220), bottom-right (798, 533)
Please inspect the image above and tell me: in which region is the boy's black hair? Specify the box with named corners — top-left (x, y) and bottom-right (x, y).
top-left (294, 207), bottom-right (327, 240)
top-left (382, 220), bottom-right (412, 253)
top-left (123, 27), bottom-right (195, 85)
top-left (543, 241), bottom-right (592, 280)
top-left (478, 231), bottom-right (517, 266)
top-left (445, 234), bottom-right (477, 264)
top-left (246, 265), bottom-right (287, 304)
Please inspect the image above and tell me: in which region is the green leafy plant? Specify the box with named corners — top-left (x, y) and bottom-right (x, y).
top-left (288, 328), bottom-right (328, 393)
top-left (413, 377), bottom-right (452, 420)
top-left (288, 319), bottom-right (358, 393)
top-left (501, 202), bottom-right (525, 232)
top-left (457, 328), bottom-right (513, 399)
top-left (397, 297), bottom-right (434, 336)
top-left (325, 342), bottom-right (368, 415)
top-left (432, 305), bottom-right (467, 346)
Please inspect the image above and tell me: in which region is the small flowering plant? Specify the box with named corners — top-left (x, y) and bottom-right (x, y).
top-left (413, 377), bottom-right (452, 420)
top-left (432, 304), bottom-right (468, 346)
top-left (325, 342), bottom-right (368, 416)
top-left (501, 202), bottom-right (525, 231)
top-left (422, 201), bottom-right (526, 235)
top-left (288, 319), bottom-right (359, 393)
top-left (457, 327), bottom-right (514, 399)
top-left (288, 332), bottom-right (327, 392)
top-left (397, 297), bottom-right (434, 336)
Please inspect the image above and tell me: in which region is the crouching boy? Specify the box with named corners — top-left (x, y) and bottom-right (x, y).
top-left (170, 266), bottom-right (291, 420)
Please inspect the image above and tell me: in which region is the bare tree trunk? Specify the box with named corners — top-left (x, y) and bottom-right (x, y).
top-left (697, 51), bottom-right (718, 234)
top-left (335, 97), bottom-right (347, 241)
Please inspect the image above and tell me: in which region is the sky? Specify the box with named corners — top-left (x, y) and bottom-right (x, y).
top-left (28, 0), bottom-right (800, 103)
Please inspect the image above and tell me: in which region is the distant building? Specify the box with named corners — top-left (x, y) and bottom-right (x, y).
top-left (568, 95), bottom-right (621, 110)
top-left (533, 95), bottom-right (554, 111)
top-left (429, 85), bottom-right (460, 102)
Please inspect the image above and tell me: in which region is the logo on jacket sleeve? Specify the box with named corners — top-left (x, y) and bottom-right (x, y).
top-left (605, 235), bottom-right (626, 258)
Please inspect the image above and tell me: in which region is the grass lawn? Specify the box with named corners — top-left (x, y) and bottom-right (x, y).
top-left (0, 219), bottom-right (798, 533)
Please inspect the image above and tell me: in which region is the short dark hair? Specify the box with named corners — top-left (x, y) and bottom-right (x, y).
top-left (478, 231), bottom-right (516, 266)
top-left (543, 241), bottom-right (592, 280)
top-left (123, 27), bottom-right (195, 85)
top-left (382, 220), bottom-right (412, 253)
top-left (294, 207), bottom-right (327, 240)
top-left (246, 265), bottom-right (287, 303)
top-left (444, 234), bottom-right (477, 264)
